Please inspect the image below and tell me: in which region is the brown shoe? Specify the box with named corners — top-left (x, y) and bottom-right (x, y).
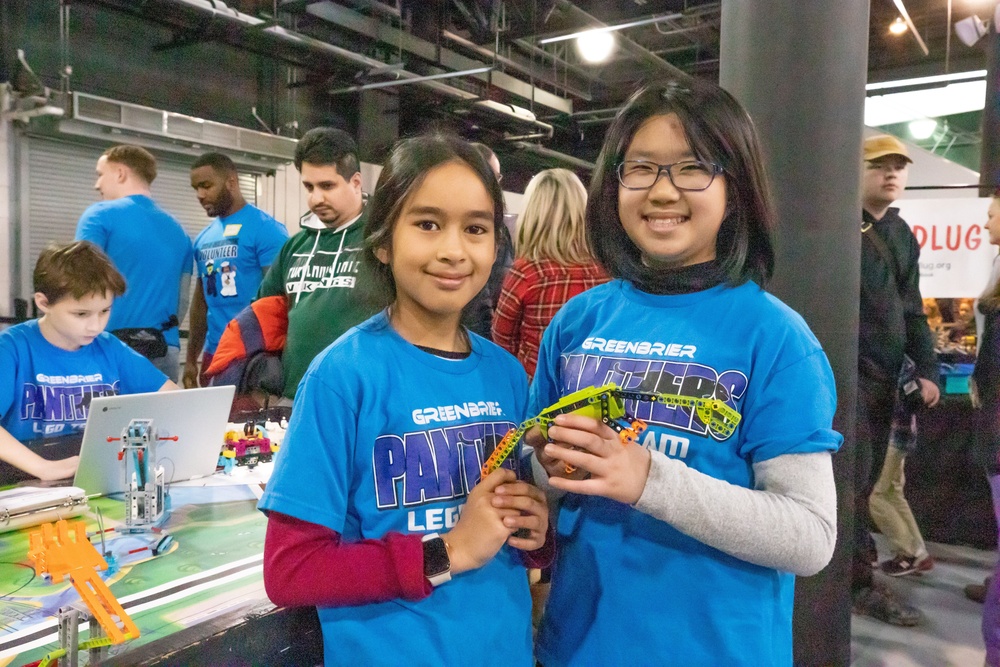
top-left (852, 585), bottom-right (923, 626)
top-left (966, 577), bottom-right (992, 604)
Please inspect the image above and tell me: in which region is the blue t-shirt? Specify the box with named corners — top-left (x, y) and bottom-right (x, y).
top-left (530, 280), bottom-right (842, 667)
top-left (259, 311), bottom-right (534, 666)
top-left (0, 320), bottom-right (168, 441)
top-left (193, 205), bottom-right (288, 354)
top-left (76, 195), bottom-right (194, 347)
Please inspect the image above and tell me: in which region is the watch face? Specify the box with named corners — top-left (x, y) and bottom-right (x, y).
top-left (423, 537), bottom-right (450, 577)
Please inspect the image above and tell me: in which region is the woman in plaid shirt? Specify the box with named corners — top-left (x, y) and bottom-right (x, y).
top-left (491, 168), bottom-right (608, 379)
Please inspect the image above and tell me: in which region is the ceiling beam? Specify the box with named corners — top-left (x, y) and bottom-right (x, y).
top-left (441, 28), bottom-right (593, 101)
top-left (536, 12), bottom-right (684, 44)
top-left (304, 1), bottom-right (576, 113)
top-left (892, 0), bottom-right (930, 56)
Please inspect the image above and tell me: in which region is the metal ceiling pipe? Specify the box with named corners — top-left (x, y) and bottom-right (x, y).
top-left (512, 141), bottom-right (594, 171)
top-left (440, 29), bottom-right (593, 101)
top-left (327, 66), bottom-right (495, 95)
top-left (80, 0), bottom-right (555, 138)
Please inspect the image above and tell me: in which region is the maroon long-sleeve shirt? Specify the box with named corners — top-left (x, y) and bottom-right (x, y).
top-left (263, 511), bottom-right (554, 608)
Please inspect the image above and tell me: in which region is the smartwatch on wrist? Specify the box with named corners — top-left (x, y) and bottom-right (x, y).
top-left (421, 532), bottom-right (452, 587)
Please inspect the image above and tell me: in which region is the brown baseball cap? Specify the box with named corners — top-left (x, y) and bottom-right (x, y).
top-left (863, 134), bottom-right (913, 163)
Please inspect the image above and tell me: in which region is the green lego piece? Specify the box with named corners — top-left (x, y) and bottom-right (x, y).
top-left (480, 382), bottom-right (743, 475)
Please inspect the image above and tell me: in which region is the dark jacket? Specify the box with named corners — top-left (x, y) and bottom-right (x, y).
top-left (461, 216), bottom-right (515, 340)
top-left (974, 305), bottom-right (1000, 472)
top-left (859, 207), bottom-right (939, 384)
top-left (975, 306), bottom-right (1000, 404)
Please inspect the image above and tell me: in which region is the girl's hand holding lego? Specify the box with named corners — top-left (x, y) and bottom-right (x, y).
top-left (544, 413), bottom-right (652, 505)
top-left (526, 425), bottom-right (589, 480)
top-left (493, 480), bottom-right (549, 551)
top-left (446, 467), bottom-right (520, 574)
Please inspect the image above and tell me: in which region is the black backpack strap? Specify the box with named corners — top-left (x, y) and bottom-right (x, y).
top-left (159, 314), bottom-right (179, 331)
top-left (862, 222), bottom-right (905, 295)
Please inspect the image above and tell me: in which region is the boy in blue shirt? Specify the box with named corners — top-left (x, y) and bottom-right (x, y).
top-left (183, 152), bottom-right (288, 388)
top-left (0, 242), bottom-right (176, 481)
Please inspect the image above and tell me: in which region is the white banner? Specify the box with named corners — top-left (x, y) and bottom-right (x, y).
top-left (893, 197), bottom-right (996, 298)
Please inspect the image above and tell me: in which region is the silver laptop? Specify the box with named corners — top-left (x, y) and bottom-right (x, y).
top-left (73, 386), bottom-right (236, 496)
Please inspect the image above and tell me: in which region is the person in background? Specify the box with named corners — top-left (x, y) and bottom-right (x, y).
top-left (950, 297), bottom-right (977, 347)
top-left (75, 144), bottom-right (193, 382)
top-left (462, 142), bottom-right (515, 340)
top-left (462, 143), bottom-right (517, 340)
top-left (184, 152), bottom-right (288, 388)
top-left (923, 298), bottom-right (943, 330)
top-left (971, 193), bottom-right (1000, 666)
top-left (492, 168), bottom-right (607, 380)
top-left (0, 242), bottom-right (176, 481)
top-left (256, 127), bottom-right (374, 401)
top-left (854, 134), bottom-right (939, 626)
top-left (470, 142), bottom-right (518, 241)
top-left (867, 354), bottom-right (933, 578)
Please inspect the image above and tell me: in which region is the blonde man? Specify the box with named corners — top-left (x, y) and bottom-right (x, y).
top-left (492, 168), bottom-right (608, 379)
top-left (75, 145), bottom-right (193, 382)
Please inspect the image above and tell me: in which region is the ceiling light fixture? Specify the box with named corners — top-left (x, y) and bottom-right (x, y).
top-left (864, 80), bottom-right (986, 126)
top-left (866, 69), bottom-right (986, 91)
top-left (954, 11), bottom-right (995, 47)
top-left (537, 12), bottom-right (683, 45)
top-left (908, 118), bottom-right (937, 139)
top-left (889, 17), bottom-right (908, 35)
top-left (576, 30), bottom-right (616, 63)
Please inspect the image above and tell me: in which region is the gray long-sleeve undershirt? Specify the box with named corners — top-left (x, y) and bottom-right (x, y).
top-left (531, 450), bottom-right (837, 576)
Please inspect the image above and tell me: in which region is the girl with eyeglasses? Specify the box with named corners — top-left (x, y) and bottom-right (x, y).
top-left (525, 78), bottom-right (842, 665)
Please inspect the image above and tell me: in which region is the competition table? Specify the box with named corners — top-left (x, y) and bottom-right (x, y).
top-left (0, 468), bottom-right (323, 666)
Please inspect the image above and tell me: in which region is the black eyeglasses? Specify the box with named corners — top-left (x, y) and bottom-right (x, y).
top-left (616, 160), bottom-right (723, 191)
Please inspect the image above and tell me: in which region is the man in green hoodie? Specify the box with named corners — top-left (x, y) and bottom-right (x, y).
top-left (257, 127), bottom-right (373, 400)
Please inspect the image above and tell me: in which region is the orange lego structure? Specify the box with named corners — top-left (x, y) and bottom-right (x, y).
top-left (28, 519), bottom-right (140, 645)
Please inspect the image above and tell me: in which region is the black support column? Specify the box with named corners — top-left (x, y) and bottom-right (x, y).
top-left (981, 32), bottom-right (1000, 195)
top-left (719, 2), bottom-right (870, 665)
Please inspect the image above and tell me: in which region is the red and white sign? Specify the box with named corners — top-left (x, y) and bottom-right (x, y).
top-left (894, 197), bottom-right (996, 298)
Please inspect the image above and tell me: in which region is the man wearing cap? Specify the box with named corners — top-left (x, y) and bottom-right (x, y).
top-left (852, 134), bottom-right (940, 626)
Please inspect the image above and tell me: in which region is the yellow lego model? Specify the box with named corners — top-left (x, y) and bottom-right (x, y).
top-left (481, 383), bottom-right (742, 477)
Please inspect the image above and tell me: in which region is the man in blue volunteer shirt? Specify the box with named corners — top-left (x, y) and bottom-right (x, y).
top-left (75, 144), bottom-right (194, 382)
top-left (183, 153), bottom-right (289, 388)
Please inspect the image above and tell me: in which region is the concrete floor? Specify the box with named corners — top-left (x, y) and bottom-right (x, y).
top-left (852, 538), bottom-right (994, 666)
